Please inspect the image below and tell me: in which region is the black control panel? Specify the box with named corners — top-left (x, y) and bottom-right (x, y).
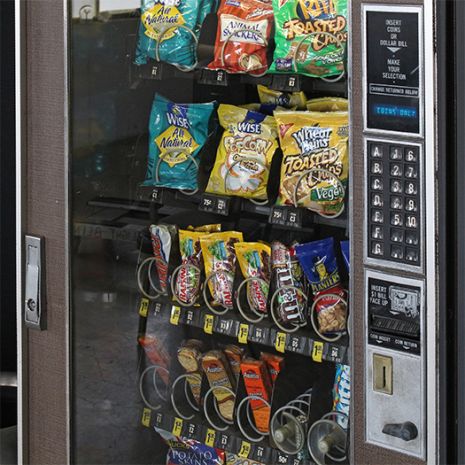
top-left (366, 139), bottom-right (422, 267)
top-left (367, 276), bottom-right (422, 354)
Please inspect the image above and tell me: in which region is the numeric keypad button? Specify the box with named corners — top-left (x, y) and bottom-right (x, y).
top-left (371, 242), bottom-right (384, 256)
top-left (372, 177), bottom-right (383, 190)
top-left (390, 229), bottom-right (404, 243)
top-left (405, 198), bottom-right (417, 212)
top-left (390, 180), bottom-right (402, 193)
top-left (370, 144), bottom-right (384, 158)
top-left (404, 147), bottom-right (418, 162)
top-left (390, 196), bottom-right (403, 210)
top-left (405, 181), bottom-right (417, 195)
top-left (405, 231), bottom-right (419, 245)
top-left (372, 210), bottom-right (384, 223)
top-left (371, 161), bottom-right (383, 174)
top-left (404, 165), bottom-right (418, 179)
top-left (371, 193), bottom-right (383, 207)
top-left (390, 146), bottom-right (403, 160)
top-left (390, 163), bottom-right (403, 177)
top-left (405, 249), bottom-right (419, 262)
top-left (406, 215), bottom-right (418, 229)
top-left (391, 212), bottom-right (403, 227)
top-left (390, 245), bottom-right (404, 260)
top-left (371, 226), bottom-right (383, 240)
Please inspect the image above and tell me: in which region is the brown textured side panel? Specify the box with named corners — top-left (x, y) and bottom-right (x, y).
top-left (350, 1), bottom-right (425, 465)
top-left (25, 1), bottom-right (68, 464)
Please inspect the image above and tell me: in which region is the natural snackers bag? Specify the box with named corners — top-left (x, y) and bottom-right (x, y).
top-left (208, 0), bottom-right (274, 76)
top-left (143, 94), bottom-right (215, 192)
top-left (269, 0), bottom-right (348, 78)
top-left (275, 110), bottom-right (348, 216)
top-left (206, 104), bottom-right (278, 201)
top-left (135, 0), bottom-right (214, 70)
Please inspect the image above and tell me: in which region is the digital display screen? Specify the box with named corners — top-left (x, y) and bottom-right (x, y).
top-left (365, 9), bottom-right (421, 134)
top-left (372, 104), bottom-right (417, 119)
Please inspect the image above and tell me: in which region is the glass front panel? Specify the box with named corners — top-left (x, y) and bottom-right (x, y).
top-left (71, 1), bottom-right (350, 463)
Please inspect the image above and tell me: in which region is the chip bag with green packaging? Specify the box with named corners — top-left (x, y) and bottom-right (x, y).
top-left (274, 110), bottom-right (349, 216)
top-left (135, 0), bottom-right (214, 69)
top-left (143, 94), bottom-right (216, 192)
top-left (269, 0), bottom-right (348, 77)
top-left (206, 104), bottom-right (279, 201)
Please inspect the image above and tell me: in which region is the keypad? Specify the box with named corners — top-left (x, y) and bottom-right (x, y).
top-left (367, 141), bottom-right (422, 266)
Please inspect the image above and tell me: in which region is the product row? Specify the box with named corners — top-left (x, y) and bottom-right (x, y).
top-left (137, 223), bottom-right (349, 340)
top-left (142, 92), bottom-right (348, 219)
top-left (138, 335), bottom-right (350, 463)
top-left (135, 0), bottom-right (347, 78)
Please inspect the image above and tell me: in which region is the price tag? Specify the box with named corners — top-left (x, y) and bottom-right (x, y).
top-left (276, 451), bottom-right (290, 464)
top-left (199, 69), bottom-right (229, 86)
top-left (153, 302), bottom-right (163, 316)
top-left (199, 193), bottom-right (231, 216)
top-left (186, 422), bottom-right (198, 439)
top-left (149, 63), bottom-right (163, 80)
top-left (238, 323), bottom-right (249, 344)
top-left (286, 335), bottom-right (305, 354)
top-left (155, 412), bottom-right (164, 427)
top-left (238, 440), bottom-right (251, 458)
top-left (138, 298), bottom-right (149, 317)
top-left (269, 206), bottom-right (302, 228)
top-left (275, 332), bottom-right (287, 353)
top-left (204, 314), bottom-right (214, 334)
top-left (170, 305), bottom-right (181, 325)
top-left (141, 408), bottom-right (151, 427)
top-left (150, 187), bottom-right (164, 204)
top-left (205, 428), bottom-right (216, 447)
top-left (172, 417), bottom-right (184, 437)
top-left (312, 341), bottom-right (324, 363)
top-left (185, 309), bottom-right (195, 325)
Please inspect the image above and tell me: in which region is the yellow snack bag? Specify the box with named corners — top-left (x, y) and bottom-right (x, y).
top-left (275, 111), bottom-right (349, 216)
top-left (206, 105), bottom-right (278, 201)
top-left (257, 84), bottom-right (307, 110)
top-left (187, 224), bottom-right (222, 232)
top-left (235, 242), bottom-right (271, 314)
top-left (306, 97), bottom-right (348, 112)
top-left (201, 231), bottom-right (243, 308)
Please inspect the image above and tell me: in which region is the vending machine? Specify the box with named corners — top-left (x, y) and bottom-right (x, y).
top-left (16, 0), bottom-right (464, 464)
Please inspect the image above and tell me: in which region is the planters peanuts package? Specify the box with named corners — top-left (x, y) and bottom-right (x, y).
top-left (295, 237), bottom-right (347, 334)
top-left (135, 0), bottom-right (214, 69)
top-left (143, 94), bottom-right (216, 192)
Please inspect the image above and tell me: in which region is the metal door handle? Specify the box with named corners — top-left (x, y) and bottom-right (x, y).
top-left (24, 235), bottom-right (46, 330)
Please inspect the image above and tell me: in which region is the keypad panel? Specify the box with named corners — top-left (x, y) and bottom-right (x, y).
top-left (366, 141), bottom-right (422, 267)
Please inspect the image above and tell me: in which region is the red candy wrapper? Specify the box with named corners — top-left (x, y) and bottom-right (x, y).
top-left (208, 0), bottom-right (273, 75)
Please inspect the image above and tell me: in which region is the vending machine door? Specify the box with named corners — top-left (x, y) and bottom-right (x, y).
top-left (16, 0), bottom-right (447, 464)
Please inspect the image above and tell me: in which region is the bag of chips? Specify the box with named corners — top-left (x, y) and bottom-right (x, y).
top-left (332, 363), bottom-right (350, 429)
top-left (143, 94), bottom-right (216, 192)
top-left (241, 103), bottom-right (290, 116)
top-left (269, 0), bottom-right (348, 77)
top-left (135, 0), bottom-right (214, 69)
top-left (175, 230), bottom-right (207, 305)
top-left (295, 237), bottom-right (347, 334)
top-left (257, 84), bottom-right (307, 110)
top-left (150, 224), bottom-right (177, 294)
top-left (208, 0), bottom-right (274, 75)
top-left (235, 242), bottom-right (271, 314)
top-left (340, 240), bottom-right (349, 273)
top-left (162, 435), bottom-right (225, 465)
top-left (201, 231), bottom-right (243, 308)
top-left (206, 104), bottom-right (278, 200)
top-left (307, 97), bottom-right (348, 112)
top-left (274, 110), bottom-right (348, 216)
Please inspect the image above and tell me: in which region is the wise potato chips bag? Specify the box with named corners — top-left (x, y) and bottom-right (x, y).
top-left (306, 96), bottom-right (348, 112)
top-left (235, 242), bottom-right (271, 314)
top-left (206, 104), bottom-right (278, 200)
top-left (269, 0), bottom-right (348, 77)
top-left (201, 231), bottom-right (243, 308)
top-left (241, 103), bottom-right (290, 116)
top-left (208, 0), bottom-right (274, 75)
top-left (257, 84), bottom-right (307, 110)
top-left (135, 0), bottom-right (214, 69)
top-left (143, 94), bottom-right (215, 192)
top-left (275, 110), bottom-right (348, 216)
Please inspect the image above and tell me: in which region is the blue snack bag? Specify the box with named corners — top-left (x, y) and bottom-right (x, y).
top-left (135, 0), bottom-right (214, 69)
top-left (340, 240), bottom-right (349, 273)
top-left (332, 363), bottom-right (350, 429)
top-left (143, 94), bottom-right (216, 192)
top-left (294, 237), bottom-right (341, 295)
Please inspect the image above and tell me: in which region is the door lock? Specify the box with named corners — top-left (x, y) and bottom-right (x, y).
top-left (24, 235), bottom-right (46, 330)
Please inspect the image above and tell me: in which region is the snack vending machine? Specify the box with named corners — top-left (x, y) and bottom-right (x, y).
top-left (18, 0), bottom-right (462, 464)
